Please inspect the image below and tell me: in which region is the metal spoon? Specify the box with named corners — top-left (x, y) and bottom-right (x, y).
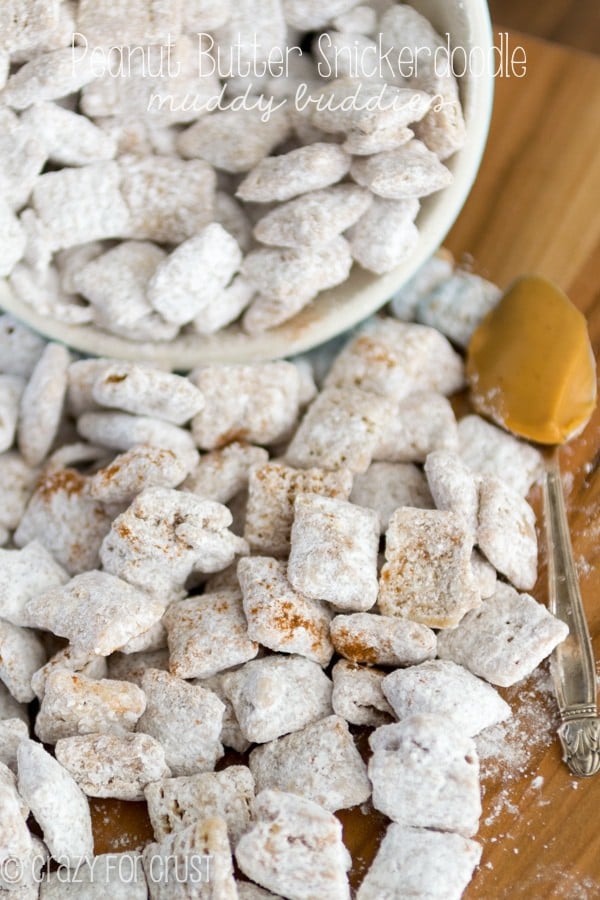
top-left (467, 275), bottom-right (599, 777)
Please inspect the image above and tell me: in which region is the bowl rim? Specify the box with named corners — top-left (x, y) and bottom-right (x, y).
top-left (0, 0), bottom-right (495, 369)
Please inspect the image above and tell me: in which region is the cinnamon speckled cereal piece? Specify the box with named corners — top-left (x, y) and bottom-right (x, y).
top-left (0, 541), bottom-right (68, 627)
top-left (164, 592), bottom-right (258, 680)
top-left (236, 143), bottom-right (351, 203)
top-left (330, 612), bottom-right (436, 667)
top-left (182, 443), bottom-right (269, 505)
top-left (477, 476), bottom-right (538, 590)
top-left (424, 449), bottom-right (480, 539)
top-left (0, 619), bottom-right (46, 703)
top-left (347, 196), bottom-right (419, 274)
top-left (325, 318), bottom-right (465, 399)
top-left (92, 363), bottom-right (204, 426)
top-left (137, 669), bottom-right (225, 776)
top-left (222, 656), bottom-right (333, 744)
top-left (31, 646), bottom-right (108, 701)
top-left (55, 732), bottom-right (171, 800)
top-left (145, 766), bottom-right (255, 845)
top-left (235, 789), bottom-right (351, 900)
top-left (286, 387), bottom-right (392, 474)
top-left (254, 185), bottom-right (372, 248)
top-left (107, 649), bottom-right (169, 688)
top-left (238, 557), bottom-right (334, 666)
top-left (350, 461), bottom-right (433, 532)
top-left (357, 824), bottom-right (482, 900)
top-left (190, 362), bottom-right (301, 450)
top-left (368, 715), bottom-right (481, 835)
top-left (374, 391), bottom-right (458, 464)
top-left (288, 494), bottom-right (379, 611)
top-left (244, 461), bottom-right (353, 556)
top-left (458, 415), bottom-right (544, 497)
top-left (331, 660), bottom-right (394, 727)
top-left (436, 583), bottom-right (569, 687)
top-left (382, 660), bottom-right (511, 737)
top-left (351, 140), bottom-right (452, 199)
top-left (249, 715), bottom-right (370, 811)
top-left (18, 342), bottom-right (70, 467)
top-left (25, 570), bottom-right (165, 657)
top-left (378, 507), bottom-right (480, 628)
top-left (86, 445), bottom-right (199, 504)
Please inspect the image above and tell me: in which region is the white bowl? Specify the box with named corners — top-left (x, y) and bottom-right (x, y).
top-left (0, 0), bottom-right (494, 368)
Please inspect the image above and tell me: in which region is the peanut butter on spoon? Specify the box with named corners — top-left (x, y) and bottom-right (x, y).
top-left (467, 274), bottom-right (600, 777)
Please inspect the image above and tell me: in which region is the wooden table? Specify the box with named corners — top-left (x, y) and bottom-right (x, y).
top-left (446, 30), bottom-right (600, 899)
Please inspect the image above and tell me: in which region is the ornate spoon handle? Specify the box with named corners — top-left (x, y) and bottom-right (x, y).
top-left (544, 448), bottom-right (600, 777)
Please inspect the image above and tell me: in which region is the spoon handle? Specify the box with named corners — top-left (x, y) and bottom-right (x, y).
top-left (544, 448), bottom-right (600, 776)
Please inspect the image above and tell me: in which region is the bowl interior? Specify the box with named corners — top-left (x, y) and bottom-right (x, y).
top-left (0, 0), bottom-right (494, 368)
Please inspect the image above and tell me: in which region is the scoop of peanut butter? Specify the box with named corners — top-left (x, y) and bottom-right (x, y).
top-left (467, 275), bottom-right (597, 445)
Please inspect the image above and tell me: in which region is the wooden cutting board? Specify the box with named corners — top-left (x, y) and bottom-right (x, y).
top-left (446, 29), bottom-right (600, 900)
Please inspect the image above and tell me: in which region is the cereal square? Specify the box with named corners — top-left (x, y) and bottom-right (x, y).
top-left (331, 661), bottom-right (394, 727)
top-left (458, 415), bottom-right (544, 497)
top-left (350, 461), bottom-right (433, 532)
top-left (330, 612), bottom-right (436, 667)
top-left (477, 476), bottom-right (538, 590)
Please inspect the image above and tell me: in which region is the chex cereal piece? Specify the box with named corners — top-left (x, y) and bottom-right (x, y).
top-left (148, 224), bottom-right (242, 327)
top-left (254, 185), bottom-right (372, 248)
top-left (0, 541), bottom-right (68, 627)
top-left (437, 583), bottom-right (569, 687)
top-left (35, 670), bottom-right (146, 744)
top-left (350, 461), bottom-right (433, 532)
top-left (2, 47), bottom-right (98, 109)
top-left (72, 240), bottom-right (177, 341)
top-left (0, 109), bottom-right (46, 211)
top-left (424, 449), bottom-right (479, 539)
top-left (10, 260), bottom-right (94, 326)
top-left (374, 391), bottom-right (458, 464)
top-left (192, 274), bottom-right (256, 335)
top-left (238, 557), bottom-right (334, 666)
top-left (178, 106), bottom-right (290, 174)
top-left (368, 715), bottom-right (481, 835)
top-left (190, 362), bottom-right (301, 450)
top-left (107, 649), bottom-right (169, 688)
top-left (119, 154), bottom-right (215, 244)
top-left (0, 375), bottom-right (24, 452)
top-left (414, 57), bottom-right (467, 161)
top-left (101, 489), bottom-right (248, 599)
top-left (416, 271), bottom-right (502, 348)
top-left (165, 592), bottom-right (258, 680)
top-left (144, 817), bottom-right (236, 900)
top-left (25, 570), bottom-right (164, 657)
top-left (236, 789), bottom-right (351, 899)
top-left (0, 0), bottom-right (60, 53)
top-left (343, 122), bottom-right (413, 155)
top-left (378, 508), bottom-right (480, 628)
top-left (477, 476), bottom-right (538, 590)
top-left (347, 196), bottom-right (419, 274)
top-left (91, 363), bottom-right (204, 426)
top-left (458, 414), bottom-right (544, 497)
top-left (330, 612), bottom-right (436, 667)
top-left (286, 387), bottom-right (392, 474)
top-left (357, 824), bottom-right (482, 900)
top-left (390, 252), bottom-right (455, 320)
top-left (55, 732), bottom-right (170, 800)
top-left (288, 494), bottom-right (379, 611)
top-left (41, 852), bottom-right (148, 899)
top-left (21, 102), bottom-right (116, 166)
top-left (14, 467), bottom-right (113, 573)
top-left (0, 718), bottom-right (28, 771)
top-left (214, 0), bottom-right (285, 67)
top-left (383, 660), bottom-right (511, 737)
top-left (17, 342), bottom-right (69, 467)
top-left (86, 445), bottom-right (198, 505)
top-left (351, 140), bottom-right (452, 199)
top-left (137, 669), bottom-right (224, 776)
top-left (194, 674), bottom-right (250, 754)
top-left (0, 452), bottom-right (37, 541)
top-left (221, 655), bottom-right (333, 743)
top-left (77, 0), bottom-right (180, 45)
top-left (312, 79), bottom-right (431, 136)
top-left (182, 0), bottom-right (232, 31)
top-left (183, 443), bottom-right (268, 505)
top-left (32, 161), bottom-right (131, 252)
top-left (12, 0), bottom-right (76, 62)
top-left (145, 766), bottom-right (255, 845)
top-left (56, 242), bottom-right (114, 296)
top-left (324, 318), bottom-right (465, 399)
top-left (119, 619), bottom-right (167, 656)
top-left (242, 237), bottom-right (352, 307)
top-left (0, 680), bottom-right (28, 723)
top-left (18, 739), bottom-right (93, 864)
top-left (471, 549), bottom-right (497, 599)
top-left (331, 660), bottom-right (394, 727)
top-left (0, 314), bottom-right (45, 378)
top-left (0, 198), bottom-right (26, 276)
top-left (249, 715), bottom-right (370, 811)
top-left (0, 620), bottom-right (46, 703)
top-left (31, 646), bottom-right (108, 701)
top-left (78, 412), bottom-right (195, 455)
top-left (237, 143), bottom-right (351, 203)
top-left (244, 461), bottom-right (352, 556)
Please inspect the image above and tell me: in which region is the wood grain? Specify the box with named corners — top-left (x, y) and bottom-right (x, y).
top-left (488, 0), bottom-right (600, 55)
